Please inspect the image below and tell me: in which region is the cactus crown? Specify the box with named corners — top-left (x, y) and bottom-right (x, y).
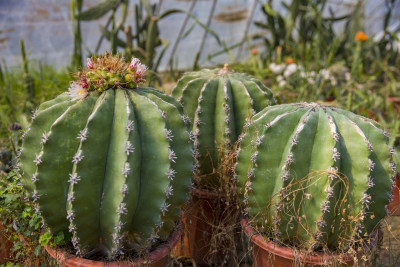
top-left (19, 56), bottom-right (193, 259)
top-left (172, 65), bottom-right (276, 187)
top-left (69, 53), bottom-right (148, 100)
top-left (236, 103), bottom-right (396, 250)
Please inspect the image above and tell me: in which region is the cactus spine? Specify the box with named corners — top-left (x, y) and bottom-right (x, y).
top-left (19, 54), bottom-right (193, 258)
top-left (172, 65), bottom-right (276, 186)
top-left (236, 103), bottom-right (396, 249)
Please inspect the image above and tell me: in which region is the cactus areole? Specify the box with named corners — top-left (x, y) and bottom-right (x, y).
top-left (172, 65), bottom-right (276, 186)
top-left (236, 103), bottom-right (396, 250)
top-left (19, 54), bottom-right (193, 259)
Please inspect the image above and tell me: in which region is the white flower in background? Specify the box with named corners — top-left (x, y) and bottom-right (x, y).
top-left (307, 77), bottom-right (315, 85)
top-left (284, 63), bottom-right (298, 78)
top-left (300, 70), bottom-right (307, 78)
top-left (320, 69), bottom-right (331, 80)
top-left (269, 63), bottom-right (285, 74)
top-left (345, 72), bottom-right (351, 81)
top-left (68, 82), bottom-right (88, 100)
top-left (276, 75), bottom-right (286, 87)
top-left (279, 80), bottom-right (287, 87)
top-left (310, 71), bottom-right (316, 77)
top-left (331, 77), bottom-right (337, 86)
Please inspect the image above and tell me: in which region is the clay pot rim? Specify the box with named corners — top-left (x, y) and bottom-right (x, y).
top-left (240, 218), bottom-right (354, 264)
top-left (45, 223), bottom-right (182, 267)
top-left (388, 97), bottom-right (400, 102)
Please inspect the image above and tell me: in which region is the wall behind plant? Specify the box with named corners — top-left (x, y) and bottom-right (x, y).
top-left (0, 0), bottom-right (398, 70)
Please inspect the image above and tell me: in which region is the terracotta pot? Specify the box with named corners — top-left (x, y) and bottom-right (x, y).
top-left (174, 188), bottom-right (237, 266)
top-left (0, 223), bottom-right (14, 264)
top-left (389, 173), bottom-right (400, 216)
top-left (241, 219), bottom-right (369, 267)
top-left (45, 225), bottom-right (182, 267)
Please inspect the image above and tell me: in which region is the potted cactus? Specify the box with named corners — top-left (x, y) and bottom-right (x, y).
top-left (235, 103), bottom-right (396, 266)
top-left (18, 53), bottom-right (193, 266)
top-left (171, 65), bottom-right (276, 264)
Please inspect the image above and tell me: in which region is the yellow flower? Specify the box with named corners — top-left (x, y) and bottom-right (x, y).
top-left (355, 31), bottom-right (368, 42)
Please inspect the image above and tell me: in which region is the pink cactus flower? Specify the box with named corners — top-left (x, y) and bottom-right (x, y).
top-left (81, 80), bottom-right (88, 88)
top-left (136, 63), bottom-right (148, 77)
top-left (129, 57), bottom-right (141, 69)
top-left (86, 58), bottom-right (93, 69)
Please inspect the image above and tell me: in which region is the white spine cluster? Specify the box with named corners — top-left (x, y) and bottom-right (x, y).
top-left (31, 173), bottom-right (38, 184)
top-left (41, 132), bottom-right (50, 144)
top-left (126, 120), bottom-right (134, 133)
top-left (332, 148), bottom-right (340, 162)
top-left (122, 162), bottom-right (131, 178)
top-left (77, 128), bottom-right (88, 142)
top-left (168, 149), bottom-right (177, 163)
top-left (72, 150), bottom-right (84, 164)
top-left (368, 159), bottom-right (375, 171)
top-left (33, 152), bottom-right (43, 166)
top-left (124, 141), bottom-right (134, 155)
top-left (68, 173), bottom-right (80, 184)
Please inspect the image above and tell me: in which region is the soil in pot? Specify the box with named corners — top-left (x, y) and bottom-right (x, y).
top-left (45, 224), bottom-right (182, 267)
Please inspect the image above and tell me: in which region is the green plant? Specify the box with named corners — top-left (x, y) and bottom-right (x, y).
top-left (18, 54), bottom-right (193, 259)
top-left (171, 65), bottom-right (276, 188)
top-left (79, 0), bottom-right (220, 85)
top-left (235, 103), bottom-right (396, 252)
top-left (253, 0), bottom-right (352, 64)
top-left (0, 63), bottom-right (71, 147)
top-left (71, 0), bottom-right (83, 68)
top-left (19, 40), bottom-right (34, 101)
top-left (0, 168), bottom-right (65, 266)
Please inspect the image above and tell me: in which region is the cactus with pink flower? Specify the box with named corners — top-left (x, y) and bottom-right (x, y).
top-left (18, 53), bottom-right (193, 259)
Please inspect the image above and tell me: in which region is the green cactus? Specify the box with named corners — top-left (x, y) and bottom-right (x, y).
top-left (172, 65), bottom-right (276, 186)
top-left (235, 103), bottom-right (396, 250)
top-left (18, 54), bottom-right (193, 259)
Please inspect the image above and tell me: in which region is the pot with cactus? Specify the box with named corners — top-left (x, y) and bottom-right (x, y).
top-left (18, 53), bottom-right (194, 266)
top-left (235, 103), bottom-right (396, 266)
top-left (171, 64), bottom-right (276, 265)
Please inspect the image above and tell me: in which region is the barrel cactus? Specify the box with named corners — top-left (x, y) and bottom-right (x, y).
top-left (172, 65), bottom-right (276, 186)
top-left (18, 54), bottom-right (193, 258)
top-left (235, 103), bottom-right (396, 250)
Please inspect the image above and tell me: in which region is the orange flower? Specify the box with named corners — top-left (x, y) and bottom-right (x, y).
top-left (251, 48), bottom-right (258, 55)
top-left (355, 31), bottom-right (368, 42)
top-left (285, 58), bottom-right (294, 64)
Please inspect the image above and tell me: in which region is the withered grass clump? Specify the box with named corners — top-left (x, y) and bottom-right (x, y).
top-left (183, 141), bottom-right (249, 266)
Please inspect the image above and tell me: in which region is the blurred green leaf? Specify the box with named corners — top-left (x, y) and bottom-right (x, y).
top-left (263, 3), bottom-right (278, 17)
top-left (78, 0), bottom-right (120, 21)
top-left (39, 232), bottom-right (52, 246)
top-left (98, 25), bottom-right (127, 48)
top-left (34, 245), bottom-right (41, 257)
